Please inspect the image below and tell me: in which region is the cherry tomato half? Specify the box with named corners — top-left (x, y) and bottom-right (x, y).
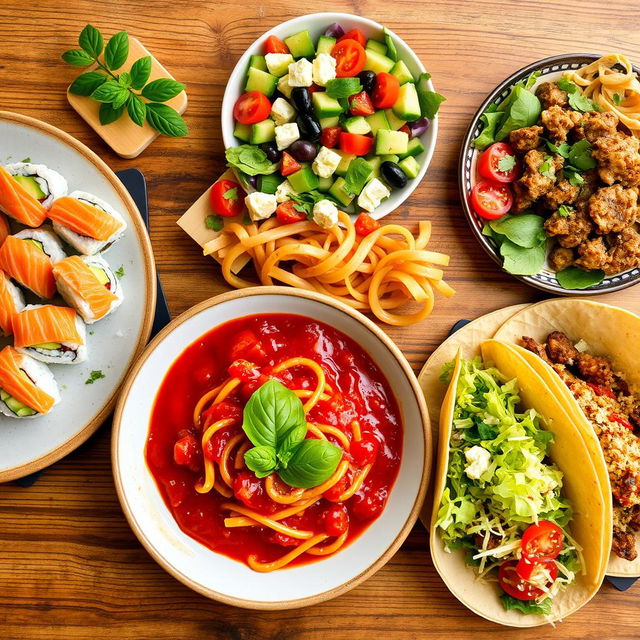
top-left (515, 557), bottom-right (559, 583)
top-left (470, 179), bottom-right (513, 219)
top-left (233, 90), bottom-right (272, 125)
top-left (521, 521), bottom-right (564, 561)
top-left (349, 90), bottom-right (375, 116)
top-left (331, 39), bottom-right (366, 78)
top-left (281, 151), bottom-right (302, 176)
top-left (265, 35), bottom-right (289, 55)
top-left (498, 560), bottom-right (556, 601)
top-left (338, 28), bottom-right (367, 48)
top-left (354, 213), bottom-right (380, 237)
top-left (322, 504), bottom-right (349, 536)
top-left (477, 142), bottom-right (519, 183)
top-left (321, 126), bottom-right (342, 148)
top-left (372, 72), bottom-right (400, 109)
top-left (340, 132), bottom-right (373, 156)
top-left (209, 179), bottom-right (245, 218)
top-left (276, 200), bottom-right (306, 224)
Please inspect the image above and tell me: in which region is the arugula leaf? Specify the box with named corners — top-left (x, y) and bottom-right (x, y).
top-left (127, 94), bottom-right (146, 127)
top-left (130, 56), bottom-right (152, 90)
top-left (99, 102), bottom-right (125, 125)
top-left (557, 204), bottom-right (574, 217)
top-left (325, 77), bottom-right (362, 99)
top-left (104, 31), bottom-right (129, 70)
top-left (223, 187), bottom-right (238, 201)
top-left (244, 446), bottom-right (277, 478)
top-left (497, 154), bottom-right (516, 172)
top-left (500, 239), bottom-right (546, 275)
top-left (344, 157), bottom-right (373, 195)
top-left (489, 214), bottom-right (546, 248)
top-left (226, 145), bottom-right (278, 176)
top-left (473, 107), bottom-right (504, 150)
top-left (495, 86), bottom-right (542, 141)
top-left (142, 78), bottom-right (186, 102)
top-left (62, 49), bottom-right (94, 67)
top-left (277, 438), bottom-right (342, 489)
top-left (146, 103), bottom-right (188, 137)
top-left (78, 24), bottom-right (104, 58)
top-left (69, 71), bottom-right (107, 96)
top-left (500, 594), bottom-right (552, 615)
top-left (205, 214), bottom-right (223, 231)
top-left (556, 266), bottom-right (605, 290)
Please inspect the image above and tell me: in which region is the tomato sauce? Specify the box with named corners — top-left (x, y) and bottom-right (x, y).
top-left (146, 314), bottom-right (403, 568)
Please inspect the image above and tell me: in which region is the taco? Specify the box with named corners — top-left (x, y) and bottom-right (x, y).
top-left (494, 298), bottom-right (640, 577)
top-left (430, 338), bottom-right (609, 627)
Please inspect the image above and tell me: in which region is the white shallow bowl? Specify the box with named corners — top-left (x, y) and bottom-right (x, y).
top-left (221, 12), bottom-right (438, 220)
top-left (112, 287), bottom-right (430, 609)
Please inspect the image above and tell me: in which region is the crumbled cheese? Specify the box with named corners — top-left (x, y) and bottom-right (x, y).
top-left (312, 146), bottom-right (342, 178)
top-left (574, 339), bottom-right (590, 353)
top-left (265, 53), bottom-right (293, 76)
top-left (312, 199), bottom-right (339, 229)
top-left (357, 178), bottom-right (390, 212)
top-left (312, 53), bottom-right (337, 86)
top-left (275, 122), bottom-right (300, 150)
top-left (287, 58), bottom-right (313, 87)
top-left (245, 192), bottom-right (277, 221)
top-left (464, 445), bottom-right (491, 480)
top-left (270, 97), bottom-right (296, 126)
top-left (277, 74), bottom-right (293, 98)
top-left (275, 179), bottom-right (297, 203)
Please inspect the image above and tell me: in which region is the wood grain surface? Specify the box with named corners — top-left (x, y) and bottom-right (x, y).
top-left (1, 1), bottom-right (640, 638)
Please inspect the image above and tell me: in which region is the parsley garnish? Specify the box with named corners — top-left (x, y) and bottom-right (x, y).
top-left (539, 154), bottom-right (555, 179)
top-left (557, 204), bottom-right (574, 217)
top-left (556, 76), bottom-right (600, 112)
top-left (85, 370), bottom-right (105, 385)
top-left (115, 265), bottom-right (125, 278)
top-left (497, 154), bottom-right (516, 172)
top-left (205, 214), bottom-right (223, 231)
top-left (544, 138), bottom-right (570, 158)
top-left (564, 166), bottom-right (585, 186)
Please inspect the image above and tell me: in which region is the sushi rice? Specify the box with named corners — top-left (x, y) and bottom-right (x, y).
top-left (0, 272), bottom-right (26, 336)
top-left (14, 226), bottom-right (66, 264)
top-left (4, 162), bottom-right (68, 209)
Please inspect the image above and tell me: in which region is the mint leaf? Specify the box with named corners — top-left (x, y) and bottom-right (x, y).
top-left (205, 214), bottom-right (223, 231)
top-left (223, 187), bottom-right (238, 201)
top-left (78, 24), bottom-right (103, 58)
top-left (497, 154), bottom-right (516, 172)
top-left (62, 49), bottom-right (94, 67)
top-left (69, 71), bottom-right (107, 96)
top-left (118, 71), bottom-right (132, 88)
top-left (127, 94), bottom-right (146, 127)
top-left (556, 266), bottom-right (605, 290)
top-left (91, 80), bottom-right (125, 103)
top-left (104, 31), bottom-right (129, 70)
top-left (85, 370), bottom-right (106, 384)
top-left (145, 103), bottom-right (188, 137)
top-left (141, 78), bottom-right (186, 102)
top-left (98, 102), bottom-right (125, 125)
top-left (130, 56), bottom-right (152, 90)
top-left (111, 87), bottom-right (130, 110)
top-left (557, 204), bottom-right (574, 218)
top-left (325, 77), bottom-right (362, 99)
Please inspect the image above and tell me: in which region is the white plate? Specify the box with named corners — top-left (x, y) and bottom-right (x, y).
top-left (0, 111), bottom-right (156, 481)
top-left (112, 287), bottom-right (430, 609)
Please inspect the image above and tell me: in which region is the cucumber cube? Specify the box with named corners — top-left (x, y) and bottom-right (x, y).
top-left (365, 155), bottom-right (382, 178)
top-left (375, 129), bottom-right (409, 155)
top-left (343, 116), bottom-right (371, 135)
top-left (245, 67), bottom-right (278, 97)
top-left (312, 92), bottom-right (343, 118)
top-left (384, 108), bottom-right (407, 131)
top-left (319, 116), bottom-right (340, 129)
top-left (287, 166), bottom-right (319, 192)
top-left (363, 49), bottom-right (394, 74)
top-left (379, 154), bottom-right (399, 164)
top-left (233, 122), bottom-right (252, 142)
top-left (249, 55), bottom-right (267, 72)
top-left (398, 136), bottom-right (425, 159)
top-left (392, 83), bottom-right (421, 121)
top-left (284, 30), bottom-right (315, 59)
top-left (334, 150), bottom-right (356, 176)
top-left (258, 173), bottom-right (283, 194)
top-left (316, 35), bottom-right (336, 55)
top-left (250, 119), bottom-right (275, 144)
top-left (365, 40), bottom-right (387, 56)
top-left (365, 110), bottom-right (390, 135)
top-left (328, 177), bottom-right (355, 207)
top-left (317, 175), bottom-right (333, 192)
top-left (398, 156), bottom-right (420, 179)
top-left (390, 60), bottom-right (414, 85)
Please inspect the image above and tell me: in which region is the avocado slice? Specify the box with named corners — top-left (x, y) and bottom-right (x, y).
top-left (89, 265), bottom-right (110, 286)
top-left (25, 238), bottom-right (44, 252)
top-left (14, 175), bottom-right (46, 200)
top-left (32, 342), bottom-right (62, 350)
top-left (1, 389), bottom-right (37, 417)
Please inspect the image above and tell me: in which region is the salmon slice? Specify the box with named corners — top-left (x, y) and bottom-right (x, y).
top-left (48, 196), bottom-right (123, 241)
top-left (0, 235), bottom-right (56, 298)
top-left (0, 346), bottom-right (55, 414)
top-left (0, 166), bottom-right (47, 227)
top-left (0, 212), bottom-right (9, 246)
top-left (0, 270), bottom-right (20, 335)
top-left (13, 305), bottom-right (83, 348)
top-left (53, 256), bottom-right (118, 321)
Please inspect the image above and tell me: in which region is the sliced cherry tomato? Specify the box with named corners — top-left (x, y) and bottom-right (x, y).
top-left (515, 557), bottom-right (558, 583)
top-left (354, 213), bottom-right (380, 237)
top-left (372, 72), bottom-right (400, 109)
top-left (478, 142), bottom-right (519, 183)
top-left (340, 132), bottom-right (373, 156)
top-left (498, 560), bottom-right (555, 601)
top-left (264, 35), bottom-right (289, 55)
top-left (399, 124), bottom-right (411, 136)
top-left (321, 126), bottom-right (342, 148)
top-left (587, 383), bottom-right (617, 400)
top-left (610, 412), bottom-right (634, 430)
top-left (338, 28), bottom-right (367, 48)
top-left (521, 521), bottom-right (564, 561)
top-left (322, 504), bottom-right (349, 536)
top-left (209, 179), bottom-right (245, 218)
top-left (331, 39), bottom-right (366, 78)
top-left (281, 151), bottom-right (302, 176)
top-left (230, 329), bottom-right (267, 363)
top-left (276, 200), bottom-right (306, 224)
top-left (350, 432), bottom-right (379, 466)
top-left (233, 90), bottom-right (272, 125)
top-left (173, 434), bottom-right (200, 472)
top-left (349, 90), bottom-right (375, 116)
top-left (470, 179), bottom-right (513, 219)
top-left (351, 486), bottom-right (388, 521)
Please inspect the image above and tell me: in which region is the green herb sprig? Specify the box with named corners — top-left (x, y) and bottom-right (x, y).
top-left (63, 24), bottom-right (188, 137)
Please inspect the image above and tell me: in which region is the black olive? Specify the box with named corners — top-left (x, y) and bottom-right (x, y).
top-left (297, 114), bottom-right (321, 141)
top-left (289, 140), bottom-right (318, 163)
top-left (380, 161), bottom-right (408, 189)
top-left (358, 70), bottom-right (376, 94)
top-left (260, 141), bottom-right (281, 163)
top-left (291, 87), bottom-right (313, 115)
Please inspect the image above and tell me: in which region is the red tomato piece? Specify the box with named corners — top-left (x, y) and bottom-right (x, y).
top-left (323, 469), bottom-right (351, 502)
top-left (399, 124), bottom-right (411, 136)
top-left (354, 213), bottom-right (380, 237)
top-left (209, 179), bottom-right (245, 218)
top-left (173, 434), bottom-right (200, 472)
top-left (477, 142), bottom-right (519, 183)
top-left (228, 358), bottom-right (260, 382)
top-left (321, 126), bottom-right (342, 148)
top-left (498, 559), bottom-right (556, 601)
top-left (350, 433), bottom-right (379, 466)
top-left (281, 151), bottom-right (302, 176)
top-left (307, 83), bottom-right (322, 93)
top-left (264, 35), bottom-right (289, 54)
top-left (201, 400), bottom-right (242, 427)
top-left (268, 531), bottom-right (300, 547)
top-left (233, 90), bottom-right (272, 125)
top-left (338, 28), bottom-right (367, 48)
top-left (340, 132), bottom-right (373, 156)
top-left (372, 72), bottom-right (400, 109)
top-left (470, 179), bottom-right (513, 219)
top-left (515, 557), bottom-right (559, 583)
top-left (230, 329), bottom-right (267, 363)
top-left (521, 521), bottom-right (564, 561)
top-left (610, 412), bottom-right (634, 430)
top-left (322, 504), bottom-right (349, 536)
top-left (331, 39), bottom-right (366, 78)
top-left (352, 487), bottom-right (388, 521)
top-left (233, 470), bottom-right (278, 514)
top-left (349, 90), bottom-right (375, 116)
top-left (276, 200), bottom-right (306, 224)
top-left (587, 383), bottom-right (617, 400)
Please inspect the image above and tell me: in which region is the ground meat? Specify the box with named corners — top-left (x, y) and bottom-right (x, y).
top-left (604, 227), bottom-right (640, 275)
top-left (515, 149), bottom-right (560, 206)
top-left (544, 331), bottom-right (579, 365)
top-left (520, 336), bottom-right (549, 361)
top-left (536, 81), bottom-right (569, 109)
top-left (541, 105), bottom-right (580, 142)
top-left (549, 246), bottom-right (575, 271)
top-left (509, 125), bottom-right (544, 153)
top-left (612, 528), bottom-right (638, 561)
top-left (542, 179), bottom-right (580, 209)
top-left (573, 111), bottom-right (619, 144)
top-left (575, 236), bottom-right (609, 270)
top-left (588, 184), bottom-right (638, 234)
top-left (511, 181), bottom-right (534, 213)
top-left (629, 505), bottom-right (640, 530)
top-left (592, 132), bottom-right (640, 187)
top-left (576, 169), bottom-right (600, 203)
top-left (544, 204), bottom-right (593, 248)
top-left (576, 352), bottom-right (617, 386)
top-left (629, 406), bottom-right (640, 431)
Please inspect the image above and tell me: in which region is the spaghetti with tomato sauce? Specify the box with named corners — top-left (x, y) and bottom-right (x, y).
top-left (146, 314), bottom-right (402, 571)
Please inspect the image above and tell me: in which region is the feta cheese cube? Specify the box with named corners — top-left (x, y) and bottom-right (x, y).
top-left (357, 178), bottom-right (391, 212)
top-left (270, 97), bottom-right (297, 126)
top-left (245, 192), bottom-right (277, 221)
top-left (312, 199), bottom-right (339, 229)
top-left (275, 122), bottom-right (300, 151)
top-left (464, 446), bottom-right (491, 480)
top-left (265, 53), bottom-right (293, 76)
top-left (275, 179), bottom-right (297, 203)
top-left (287, 58), bottom-right (313, 87)
top-left (277, 74), bottom-right (293, 98)
top-left (312, 53), bottom-right (337, 86)
top-left (312, 146), bottom-right (342, 178)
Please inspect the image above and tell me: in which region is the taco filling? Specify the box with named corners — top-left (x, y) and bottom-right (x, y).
top-left (435, 357), bottom-right (582, 615)
top-left (521, 331), bottom-right (640, 561)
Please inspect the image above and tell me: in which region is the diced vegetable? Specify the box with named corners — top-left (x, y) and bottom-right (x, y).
top-left (324, 23), bottom-right (345, 39)
top-left (334, 150), bottom-right (356, 176)
top-left (363, 49), bottom-right (395, 74)
top-left (249, 55), bottom-right (267, 72)
top-left (258, 173), bottom-right (283, 194)
top-left (372, 72), bottom-right (400, 109)
top-left (319, 116), bottom-right (340, 129)
top-left (332, 39), bottom-right (367, 77)
top-left (392, 83), bottom-right (421, 121)
top-left (312, 92), bottom-right (343, 118)
top-left (390, 60), bottom-right (414, 85)
top-left (375, 129), bottom-right (409, 155)
top-left (383, 27), bottom-right (398, 62)
top-left (340, 132), bottom-right (374, 156)
top-left (316, 35), bottom-right (336, 55)
top-left (284, 30), bottom-right (316, 59)
top-left (365, 110), bottom-right (391, 135)
top-left (365, 40), bottom-right (387, 56)
top-left (233, 122), bottom-right (252, 142)
top-left (398, 136), bottom-right (425, 159)
top-left (265, 35), bottom-right (290, 55)
top-left (407, 117), bottom-right (430, 138)
top-left (328, 176), bottom-right (355, 206)
top-left (398, 155), bottom-right (420, 178)
top-left (343, 116), bottom-right (372, 135)
top-left (287, 166), bottom-right (319, 192)
top-left (245, 67), bottom-right (278, 97)
top-left (250, 119), bottom-right (276, 144)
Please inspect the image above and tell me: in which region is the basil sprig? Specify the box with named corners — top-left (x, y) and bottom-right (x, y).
top-left (242, 379), bottom-right (342, 488)
top-left (63, 24), bottom-right (188, 137)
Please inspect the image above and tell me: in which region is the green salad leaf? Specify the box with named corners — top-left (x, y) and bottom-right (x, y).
top-left (500, 239), bottom-right (546, 275)
top-left (325, 77), bottom-right (362, 99)
top-left (556, 266), bottom-right (605, 290)
top-left (500, 595), bottom-right (553, 615)
top-left (489, 214), bottom-right (546, 248)
top-left (344, 157), bottom-right (373, 195)
top-left (226, 145), bottom-right (279, 176)
top-left (495, 86), bottom-right (542, 141)
top-left (473, 107), bottom-right (503, 150)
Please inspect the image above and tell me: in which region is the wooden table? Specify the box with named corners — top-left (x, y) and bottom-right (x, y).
top-left (1, 1), bottom-right (639, 638)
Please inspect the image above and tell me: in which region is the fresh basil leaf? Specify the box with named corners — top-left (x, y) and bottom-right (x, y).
top-left (104, 31), bottom-right (129, 70)
top-left (557, 204), bottom-right (573, 218)
top-left (500, 239), bottom-right (546, 275)
top-left (111, 87), bottom-right (131, 110)
top-left (489, 214), bottom-right (546, 248)
top-left (277, 421), bottom-right (308, 466)
top-left (226, 145), bottom-right (278, 176)
top-left (277, 439), bottom-right (342, 489)
top-left (205, 214), bottom-right (223, 231)
top-left (500, 594), bottom-right (552, 615)
top-left (146, 103), bottom-right (189, 137)
top-left (142, 78), bottom-right (186, 102)
top-left (325, 77), bottom-right (362, 99)
top-left (78, 24), bottom-right (103, 58)
top-left (473, 109), bottom-right (504, 150)
top-left (91, 80), bottom-right (125, 103)
top-left (495, 86), bottom-right (541, 141)
top-left (244, 446), bottom-right (277, 478)
top-left (130, 56), bottom-right (152, 90)
top-left (242, 379), bottom-right (306, 450)
top-left (556, 266), bottom-right (605, 290)
top-left (69, 71), bottom-right (107, 96)
top-left (420, 90), bottom-right (446, 120)
top-left (223, 187), bottom-right (238, 201)
top-left (568, 138), bottom-right (596, 170)
top-left (62, 49), bottom-right (94, 67)
top-left (98, 102), bottom-right (125, 125)
top-left (127, 94), bottom-right (146, 126)
top-left (118, 71), bottom-right (132, 88)
top-left (344, 157), bottom-right (373, 195)
top-left (497, 154), bottom-right (516, 172)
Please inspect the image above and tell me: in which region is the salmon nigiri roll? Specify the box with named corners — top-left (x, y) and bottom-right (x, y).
top-left (0, 212), bottom-right (9, 246)
top-left (0, 270), bottom-right (25, 336)
top-left (12, 304), bottom-right (87, 365)
top-left (48, 191), bottom-right (127, 255)
top-left (53, 255), bottom-right (123, 324)
top-left (0, 346), bottom-right (60, 418)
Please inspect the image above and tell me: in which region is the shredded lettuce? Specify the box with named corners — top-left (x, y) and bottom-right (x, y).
top-left (500, 594), bottom-right (552, 615)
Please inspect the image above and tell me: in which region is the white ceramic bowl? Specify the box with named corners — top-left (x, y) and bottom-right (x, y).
top-left (221, 12), bottom-right (438, 220)
top-left (112, 287), bottom-right (430, 609)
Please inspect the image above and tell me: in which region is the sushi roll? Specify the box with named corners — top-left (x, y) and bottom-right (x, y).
top-left (0, 346), bottom-right (60, 418)
top-left (47, 191), bottom-right (127, 255)
top-left (53, 254), bottom-right (123, 324)
top-left (0, 270), bottom-right (26, 336)
top-left (0, 212), bottom-right (9, 246)
top-left (0, 163), bottom-right (67, 228)
top-left (12, 304), bottom-right (87, 365)
top-left (0, 229), bottom-right (66, 298)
